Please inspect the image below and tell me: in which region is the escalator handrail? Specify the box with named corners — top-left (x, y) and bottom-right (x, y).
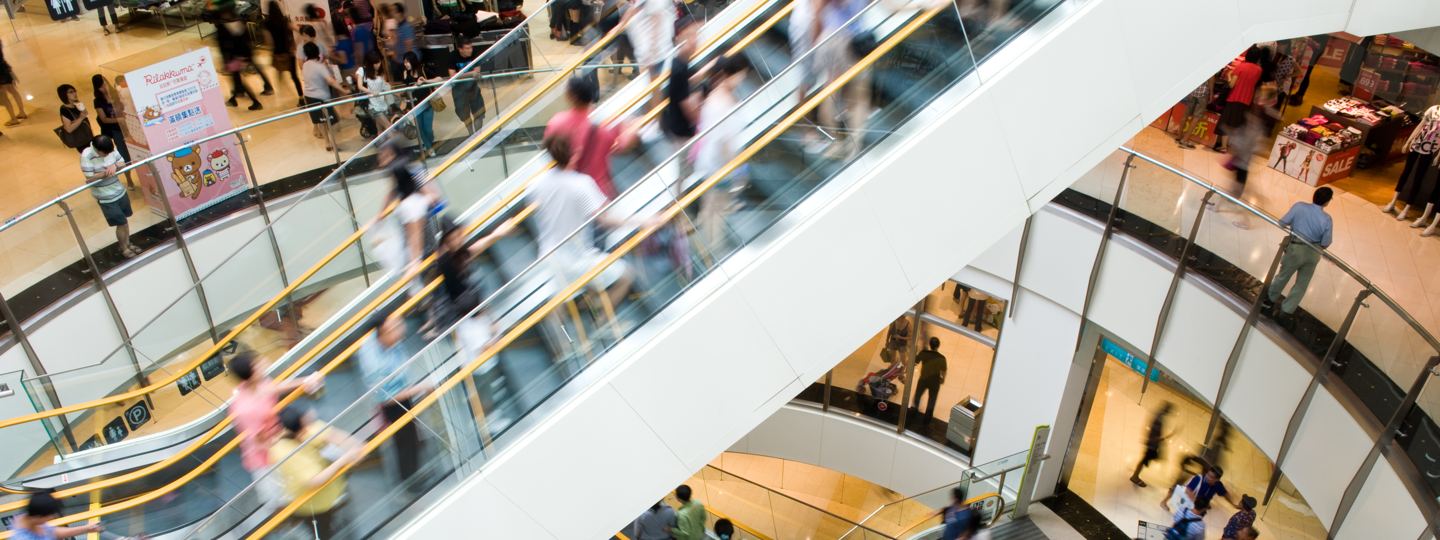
top-left (0, 0), bottom-right (787, 506)
top-left (891, 492), bottom-right (1006, 537)
top-left (705, 465), bottom-right (896, 539)
top-left (243, 6), bottom-right (947, 539)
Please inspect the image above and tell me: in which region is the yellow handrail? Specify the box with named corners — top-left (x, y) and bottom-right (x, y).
top-left (0, 0), bottom-right (786, 506)
top-left (244, 7), bottom-right (944, 540)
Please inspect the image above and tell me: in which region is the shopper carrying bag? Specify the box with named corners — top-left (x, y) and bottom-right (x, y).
top-left (55, 84), bottom-right (94, 151)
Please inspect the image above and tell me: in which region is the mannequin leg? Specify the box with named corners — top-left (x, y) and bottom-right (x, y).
top-left (1414, 203), bottom-right (1435, 228)
top-left (1423, 214), bottom-right (1440, 237)
top-left (1381, 192), bottom-right (1400, 213)
top-left (1396, 203), bottom-right (1412, 221)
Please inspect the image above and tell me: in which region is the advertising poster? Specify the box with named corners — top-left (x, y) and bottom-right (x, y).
top-left (123, 48), bottom-right (251, 220)
top-left (1268, 134), bottom-right (1359, 187)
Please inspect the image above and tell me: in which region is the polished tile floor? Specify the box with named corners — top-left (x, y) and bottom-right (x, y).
top-left (1066, 357), bottom-right (1326, 540)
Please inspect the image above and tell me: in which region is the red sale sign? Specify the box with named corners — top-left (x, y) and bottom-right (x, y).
top-left (1354, 69), bottom-right (1379, 100)
top-left (1268, 134), bottom-right (1358, 187)
top-left (1318, 39), bottom-right (1350, 68)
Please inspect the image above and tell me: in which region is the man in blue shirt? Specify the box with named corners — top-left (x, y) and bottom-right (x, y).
top-left (1265, 187), bottom-right (1333, 317)
top-left (359, 316), bottom-right (430, 484)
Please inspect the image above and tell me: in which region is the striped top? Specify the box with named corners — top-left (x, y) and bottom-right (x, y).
top-left (80, 147), bottom-right (126, 203)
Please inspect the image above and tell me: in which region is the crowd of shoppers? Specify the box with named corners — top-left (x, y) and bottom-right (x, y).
top-left (1128, 403), bottom-right (1263, 540)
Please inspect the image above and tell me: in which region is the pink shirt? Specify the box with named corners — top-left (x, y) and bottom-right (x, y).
top-left (544, 109), bottom-right (620, 198)
top-left (229, 381), bottom-right (281, 472)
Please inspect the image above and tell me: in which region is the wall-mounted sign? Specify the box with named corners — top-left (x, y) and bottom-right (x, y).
top-left (102, 416), bottom-right (129, 445)
top-left (1101, 338), bottom-right (1159, 381)
top-left (76, 435), bottom-right (102, 452)
top-left (177, 370), bottom-right (202, 396)
top-left (125, 400), bottom-right (151, 431)
top-left (201, 355), bottom-right (226, 380)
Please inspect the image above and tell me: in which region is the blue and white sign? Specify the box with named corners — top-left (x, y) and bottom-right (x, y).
top-left (1101, 338), bottom-right (1159, 381)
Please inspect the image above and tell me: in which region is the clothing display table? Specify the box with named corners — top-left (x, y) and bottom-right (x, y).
top-left (1310, 105), bottom-right (1416, 164)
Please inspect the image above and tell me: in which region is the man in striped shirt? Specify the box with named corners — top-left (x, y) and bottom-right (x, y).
top-left (80, 136), bottom-right (140, 258)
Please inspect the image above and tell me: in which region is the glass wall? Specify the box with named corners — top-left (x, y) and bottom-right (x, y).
top-left (805, 280), bottom-right (1002, 458)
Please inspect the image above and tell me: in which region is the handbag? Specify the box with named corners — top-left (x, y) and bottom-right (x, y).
top-left (55, 118), bottom-right (95, 149)
top-left (431, 95), bottom-right (448, 112)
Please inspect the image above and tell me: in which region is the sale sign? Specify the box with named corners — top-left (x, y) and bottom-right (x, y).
top-left (1318, 39), bottom-right (1351, 68)
top-left (1354, 69), bottom-right (1379, 101)
top-left (123, 48), bottom-right (250, 220)
top-left (1268, 134), bottom-right (1358, 187)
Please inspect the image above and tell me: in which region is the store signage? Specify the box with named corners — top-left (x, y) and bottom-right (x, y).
top-left (1163, 107), bottom-right (1220, 148)
top-left (177, 369), bottom-right (202, 396)
top-left (1318, 39), bottom-right (1350, 68)
top-left (1150, 108), bottom-right (1172, 130)
top-left (1101, 338), bottom-right (1159, 381)
top-left (76, 435), bottom-right (102, 452)
top-left (102, 416), bottom-right (129, 445)
top-left (122, 48), bottom-right (251, 221)
top-left (1354, 69), bottom-right (1379, 101)
top-left (1269, 135), bottom-right (1359, 187)
top-left (125, 400), bottom-right (151, 431)
top-left (201, 355), bottom-right (226, 380)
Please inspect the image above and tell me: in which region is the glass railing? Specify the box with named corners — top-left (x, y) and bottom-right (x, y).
top-left (1060, 144), bottom-right (1440, 533)
top-left (186, 1), bottom-right (1073, 539)
top-left (854, 450), bottom-right (1023, 539)
top-left (0, 0), bottom-right (793, 514)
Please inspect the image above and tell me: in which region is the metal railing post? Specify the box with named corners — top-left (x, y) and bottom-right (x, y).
top-left (822, 370), bottom-right (832, 412)
top-left (56, 201), bottom-right (151, 402)
top-left (1072, 155), bottom-right (1133, 354)
top-left (150, 183), bottom-right (221, 344)
top-left (1326, 355), bottom-right (1440, 540)
top-left (1264, 289), bottom-right (1370, 505)
top-left (1204, 236), bottom-right (1293, 446)
top-left (1141, 191), bottom-right (1213, 395)
top-left (1007, 216), bottom-right (1032, 319)
top-left (235, 134), bottom-right (304, 323)
top-left (336, 172), bottom-right (372, 288)
top-left (0, 292), bottom-right (78, 449)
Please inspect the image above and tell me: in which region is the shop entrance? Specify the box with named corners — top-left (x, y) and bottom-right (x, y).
top-left (1058, 329), bottom-right (1328, 540)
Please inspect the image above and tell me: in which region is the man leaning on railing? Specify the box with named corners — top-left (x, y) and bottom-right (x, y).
top-left (79, 135), bottom-right (142, 258)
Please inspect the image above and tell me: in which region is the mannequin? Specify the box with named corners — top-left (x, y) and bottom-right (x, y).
top-left (1382, 105), bottom-right (1440, 226)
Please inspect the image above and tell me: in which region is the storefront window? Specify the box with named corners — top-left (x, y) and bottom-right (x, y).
top-left (903, 319), bottom-right (995, 455)
top-left (827, 318), bottom-right (911, 427)
top-left (1066, 336), bottom-right (1326, 540)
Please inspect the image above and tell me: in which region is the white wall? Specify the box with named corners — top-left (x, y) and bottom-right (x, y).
top-left (727, 405), bottom-right (970, 498)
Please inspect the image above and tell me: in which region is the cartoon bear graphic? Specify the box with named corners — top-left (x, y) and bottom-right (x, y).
top-left (142, 106), bottom-right (163, 125)
top-left (167, 146), bottom-right (204, 199)
top-left (207, 149), bottom-right (231, 185)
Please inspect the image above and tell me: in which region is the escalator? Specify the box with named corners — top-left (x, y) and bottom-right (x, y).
top-left (0, 0), bottom-right (810, 534)
top-left (154, 1), bottom-right (1078, 540)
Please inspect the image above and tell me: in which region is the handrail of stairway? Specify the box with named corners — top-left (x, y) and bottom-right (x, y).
top-left (1116, 147), bottom-right (1440, 355)
top-left (241, 5), bottom-right (949, 539)
top-left (0, 0), bottom-right (786, 502)
top-left (706, 465), bottom-right (898, 539)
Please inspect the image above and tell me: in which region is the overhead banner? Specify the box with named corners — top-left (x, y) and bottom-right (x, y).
top-left (122, 48), bottom-right (251, 220)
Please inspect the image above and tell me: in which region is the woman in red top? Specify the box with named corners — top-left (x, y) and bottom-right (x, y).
top-left (1217, 46), bottom-right (1264, 152)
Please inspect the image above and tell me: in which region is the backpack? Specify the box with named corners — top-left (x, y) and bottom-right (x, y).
top-left (1164, 517), bottom-right (1200, 540)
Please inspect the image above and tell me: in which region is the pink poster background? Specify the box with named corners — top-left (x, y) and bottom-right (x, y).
top-left (123, 49), bottom-right (250, 220)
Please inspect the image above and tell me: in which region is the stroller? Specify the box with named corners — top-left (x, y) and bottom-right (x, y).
top-left (856, 349), bottom-right (905, 402)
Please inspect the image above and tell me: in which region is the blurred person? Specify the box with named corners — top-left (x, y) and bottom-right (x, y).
top-left (713, 519), bottom-right (734, 540)
top-left (79, 136), bottom-right (140, 257)
top-left (91, 74), bottom-right (135, 190)
top-left (1168, 502), bottom-right (1207, 540)
top-left (265, 2), bottom-right (304, 98)
top-left (94, 0), bottom-right (121, 35)
top-left (349, 7), bottom-right (378, 60)
top-left (219, 11), bottom-right (270, 111)
top-left (446, 38), bottom-right (487, 135)
top-left (1221, 495), bottom-right (1258, 540)
top-left (1160, 454), bottom-right (1210, 512)
top-left (8, 491), bottom-right (107, 540)
top-left (1263, 188), bottom-right (1333, 322)
top-left (1289, 35), bottom-right (1328, 106)
top-left (1175, 76), bottom-right (1211, 149)
top-left (528, 134), bottom-right (643, 311)
top-left (1201, 419), bottom-right (1232, 470)
top-left (659, 16), bottom-right (703, 143)
top-left (632, 499), bottom-right (676, 540)
top-left (270, 406), bottom-right (362, 539)
top-left (1222, 107), bottom-right (1264, 229)
top-left (960, 288), bottom-right (987, 331)
top-left (615, 0), bottom-right (676, 106)
top-left (813, 0), bottom-right (871, 159)
top-left (672, 485), bottom-right (706, 540)
top-left (359, 316), bottom-right (432, 485)
top-left (0, 41), bottom-right (27, 126)
top-left (1237, 526), bottom-right (1260, 540)
top-left (692, 55), bottom-right (751, 250)
top-left (330, 27), bottom-right (362, 83)
top-left (302, 42), bottom-right (349, 151)
top-left (886, 314), bottom-right (911, 360)
top-left (1130, 402), bottom-right (1174, 488)
top-left (401, 52), bottom-right (437, 154)
top-left (386, 3), bottom-right (418, 81)
top-left (929, 486), bottom-right (973, 540)
top-left (1215, 46), bottom-right (1263, 153)
top-left (430, 215), bottom-right (516, 329)
top-left (362, 55), bottom-right (397, 133)
top-left (546, 76), bottom-right (623, 197)
top-left (57, 84), bottom-right (92, 153)
top-left (370, 138), bottom-right (439, 272)
top-left (228, 353), bottom-right (323, 503)
top-left (910, 336), bottom-right (946, 422)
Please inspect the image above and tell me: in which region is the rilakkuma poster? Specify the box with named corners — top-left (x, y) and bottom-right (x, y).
top-left (122, 48), bottom-right (251, 220)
